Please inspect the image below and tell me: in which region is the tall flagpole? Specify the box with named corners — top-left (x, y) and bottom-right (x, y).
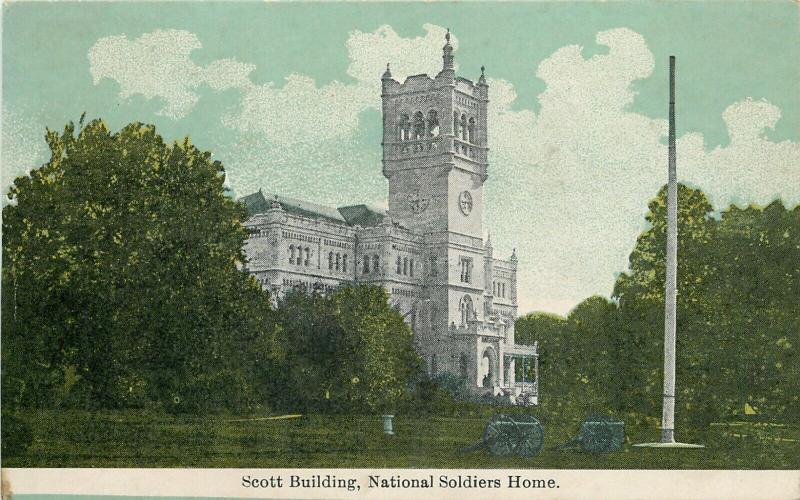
top-left (634, 56), bottom-right (703, 449)
top-left (662, 55), bottom-right (678, 444)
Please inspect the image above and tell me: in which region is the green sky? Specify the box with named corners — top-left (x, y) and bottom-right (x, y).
top-left (3, 1), bottom-right (798, 313)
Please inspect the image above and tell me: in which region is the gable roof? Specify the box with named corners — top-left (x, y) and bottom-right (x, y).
top-left (241, 191), bottom-right (389, 228)
top-left (241, 190), bottom-right (347, 224)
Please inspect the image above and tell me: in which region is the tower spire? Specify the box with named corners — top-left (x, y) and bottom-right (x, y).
top-left (442, 28), bottom-right (454, 72)
top-left (382, 62), bottom-right (392, 80)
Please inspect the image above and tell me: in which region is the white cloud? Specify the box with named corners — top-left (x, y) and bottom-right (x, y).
top-left (682, 98), bottom-right (800, 208)
top-left (222, 24), bottom-right (451, 146)
top-left (485, 27), bottom-right (799, 313)
top-left (89, 30), bottom-right (255, 119)
top-left (89, 24), bottom-right (451, 144)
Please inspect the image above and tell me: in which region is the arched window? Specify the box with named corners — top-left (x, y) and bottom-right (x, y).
top-left (304, 247), bottom-right (310, 266)
top-left (372, 254), bottom-right (380, 273)
top-left (459, 295), bottom-right (474, 325)
top-left (289, 245), bottom-right (295, 264)
top-left (328, 252), bottom-right (334, 270)
top-left (398, 114), bottom-right (411, 141)
top-left (502, 283), bottom-right (506, 298)
top-left (396, 255), bottom-right (402, 274)
top-left (409, 259), bottom-right (414, 277)
top-left (427, 110), bottom-right (439, 137)
top-left (453, 111), bottom-right (460, 136)
top-left (460, 114), bottom-right (468, 141)
top-left (468, 117), bottom-right (476, 143)
top-left (335, 253), bottom-right (341, 271)
top-left (363, 256), bottom-right (370, 274)
top-left (403, 257), bottom-right (408, 275)
top-left (342, 254), bottom-right (348, 273)
top-left (413, 111), bottom-right (425, 140)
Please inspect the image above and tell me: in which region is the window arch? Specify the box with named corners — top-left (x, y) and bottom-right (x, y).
top-left (398, 114), bottom-right (411, 141)
top-left (427, 110), bottom-right (439, 137)
top-left (460, 114), bottom-right (468, 141)
top-left (413, 111), bottom-right (426, 140)
top-left (328, 252), bottom-right (334, 270)
top-left (396, 255), bottom-right (402, 274)
top-left (304, 247), bottom-right (310, 266)
top-left (335, 253), bottom-right (341, 271)
top-left (460, 353), bottom-right (469, 379)
top-left (342, 254), bottom-right (348, 273)
top-left (289, 245), bottom-right (296, 264)
top-left (403, 257), bottom-right (408, 276)
top-left (468, 117), bottom-right (476, 143)
top-left (459, 295), bottom-right (474, 325)
top-left (363, 256), bottom-right (370, 274)
top-left (372, 254), bottom-right (380, 273)
top-left (409, 259), bottom-right (414, 277)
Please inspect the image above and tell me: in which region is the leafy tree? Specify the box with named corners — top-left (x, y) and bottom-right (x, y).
top-left (516, 299), bottom-right (619, 414)
top-left (272, 284), bottom-right (421, 414)
top-left (612, 186), bottom-right (799, 426)
top-left (2, 119), bottom-right (278, 412)
top-left (518, 184), bottom-right (799, 429)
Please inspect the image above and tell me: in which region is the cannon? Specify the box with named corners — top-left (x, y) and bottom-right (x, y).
top-left (464, 414), bottom-right (545, 457)
top-left (556, 415), bottom-right (625, 453)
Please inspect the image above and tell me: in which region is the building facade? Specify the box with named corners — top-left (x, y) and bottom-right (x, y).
top-left (241, 32), bottom-right (538, 400)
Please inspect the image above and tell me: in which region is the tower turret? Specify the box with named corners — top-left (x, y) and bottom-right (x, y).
top-left (439, 29), bottom-right (455, 79)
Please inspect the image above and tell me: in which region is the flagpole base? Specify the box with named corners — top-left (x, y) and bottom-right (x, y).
top-left (633, 442), bottom-right (705, 448)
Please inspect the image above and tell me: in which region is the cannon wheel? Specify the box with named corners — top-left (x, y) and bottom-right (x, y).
top-left (580, 419), bottom-right (625, 453)
top-left (483, 414), bottom-right (544, 457)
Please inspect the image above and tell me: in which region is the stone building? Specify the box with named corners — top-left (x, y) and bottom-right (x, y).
top-left (241, 31), bottom-right (538, 400)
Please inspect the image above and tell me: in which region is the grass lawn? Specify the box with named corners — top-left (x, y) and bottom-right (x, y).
top-left (5, 409), bottom-right (798, 468)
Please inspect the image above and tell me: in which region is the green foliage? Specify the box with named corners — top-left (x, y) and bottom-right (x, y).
top-left (2, 119), bottom-right (278, 413)
top-left (271, 284), bottom-right (422, 414)
top-left (518, 184), bottom-right (799, 429)
top-left (1, 412), bottom-right (33, 459)
top-left (516, 299), bottom-right (617, 416)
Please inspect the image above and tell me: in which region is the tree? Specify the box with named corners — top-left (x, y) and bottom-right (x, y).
top-left (2, 119), bottom-right (278, 412)
top-left (272, 284), bottom-right (421, 414)
top-left (520, 184), bottom-right (799, 428)
top-left (613, 185), bottom-right (799, 426)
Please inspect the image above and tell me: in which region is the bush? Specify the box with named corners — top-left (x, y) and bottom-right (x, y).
top-left (1, 412), bottom-right (33, 458)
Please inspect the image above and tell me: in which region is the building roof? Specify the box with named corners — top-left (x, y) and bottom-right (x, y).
top-left (337, 204), bottom-right (386, 227)
top-left (241, 190), bottom-right (347, 224)
top-left (240, 191), bottom-right (387, 227)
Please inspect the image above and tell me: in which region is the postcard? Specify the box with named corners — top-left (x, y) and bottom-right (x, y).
top-left (1, 1), bottom-right (798, 499)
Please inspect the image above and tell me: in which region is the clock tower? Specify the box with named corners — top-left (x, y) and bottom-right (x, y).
top-left (381, 30), bottom-right (489, 239)
top-left (381, 31), bottom-right (496, 380)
